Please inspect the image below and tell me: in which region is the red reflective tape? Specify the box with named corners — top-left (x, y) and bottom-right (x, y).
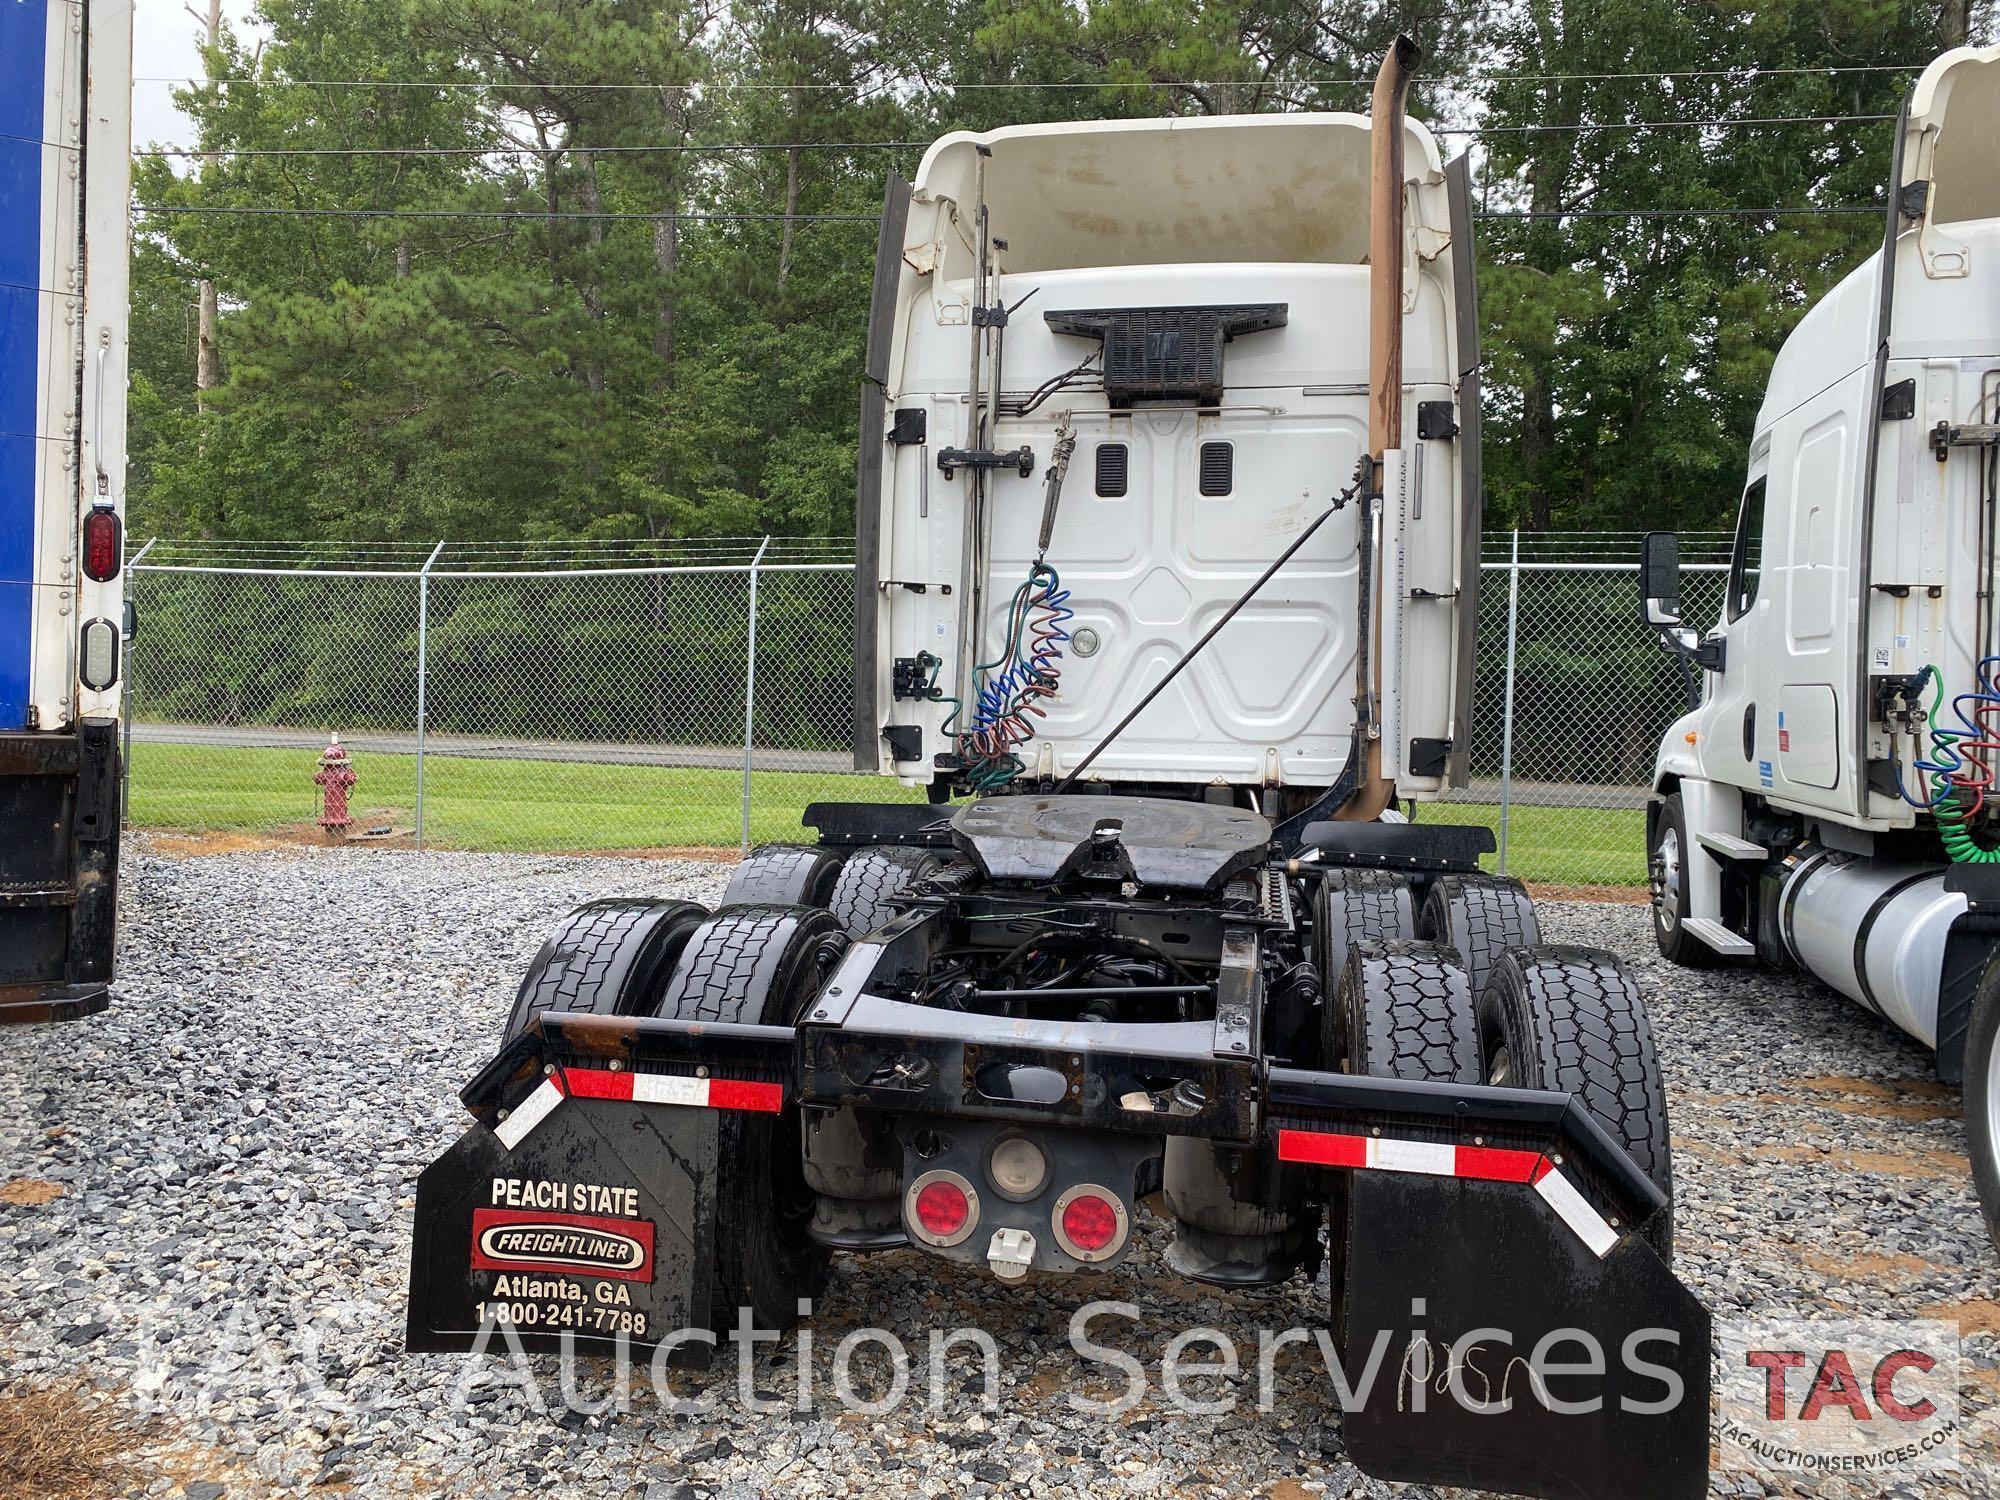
top-left (1530, 1156), bottom-right (1555, 1185)
top-left (706, 1078), bottom-right (785, 1113)
top-left (1453, 1144), bottom-right (1546, 1184)
top-left (561, 1068), bottom-right (635, 1101)
top-left (1276, 1128), bottom-right (1369, 1168)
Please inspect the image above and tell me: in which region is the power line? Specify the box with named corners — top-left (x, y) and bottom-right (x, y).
top-left (133, 140), bottom-right (921, 159)
top-left (130, 62), bottom-right (1928, 92)
top-left (1477, 204), bottom-right (1881, 220)
top-left (1433, 112), bottom-right (1895, 134)
top-left (136, 201), bottom-right (1890, 224)
top-left (126, 111), bottom-right (1898, 160)
top-left (134, 204), bottom-right (880, 223)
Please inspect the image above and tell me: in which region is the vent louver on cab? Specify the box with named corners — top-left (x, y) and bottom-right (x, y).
top-left (1198, 441), bottom-right (1233, 497)
top-left (1095, 443), bottom-right (1128, 497)
top-left (1044, 304), bottom-right (1287, 407)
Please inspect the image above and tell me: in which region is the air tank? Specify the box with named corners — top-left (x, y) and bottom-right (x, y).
top-left (1774, 846), bottom-right (1966, 1047)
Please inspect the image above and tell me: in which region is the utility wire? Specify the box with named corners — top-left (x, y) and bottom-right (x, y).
top-left (133, 204), bottom-right (880, 223)
top-left (132, 140), bottom-right (923, 158)
top-left (124, 112), bottom-right (1900, 159)
top-left (131, 62), bottom-right (1928, 91)
top-left (1477, 204), bottom-right (1882, 219)
top-left (134, 202), bottom-right (1893, 223)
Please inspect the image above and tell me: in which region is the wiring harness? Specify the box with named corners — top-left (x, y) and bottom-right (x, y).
top-left (1892, 658), bottom-right (2000, 862)
top-left (951, 562), bottom-right (1073, 791)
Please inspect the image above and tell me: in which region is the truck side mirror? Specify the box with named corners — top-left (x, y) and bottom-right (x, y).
top-left (1639, 532), bottom-right (1682, 628)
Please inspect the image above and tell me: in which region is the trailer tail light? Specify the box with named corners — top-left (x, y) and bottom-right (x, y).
top-left (906, 1169), bottom-right (979, 1247)
top-left (82, 506), bottom-right (121, 581)
top-left (1051, 1183), bottom-right (1129, 1262)
top-left (80, 617), bottom-right (118, 690)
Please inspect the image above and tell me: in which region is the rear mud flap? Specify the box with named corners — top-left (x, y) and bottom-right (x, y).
top-left (1340, 1171), bottom-right (1710, 1500)
top-left (407, 1098), bottom-right (717, 1361)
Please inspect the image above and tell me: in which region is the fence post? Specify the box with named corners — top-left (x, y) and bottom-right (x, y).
top-left (1497, 528), bottom-right (1521, 876)
top-left (741, 536), bottom-right (771, 853)
top-left (415, 541), bottom-right (445, 849)
top-left (120, 537), bottom-right (158, 828)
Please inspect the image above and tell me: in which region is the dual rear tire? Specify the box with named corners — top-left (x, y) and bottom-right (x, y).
top-left (505, 896), bottom-right (848, 1336)
top-left (725, 841), bottom-right (945, 937)
top-left (1316, 870), bottom-right (1674, 1264)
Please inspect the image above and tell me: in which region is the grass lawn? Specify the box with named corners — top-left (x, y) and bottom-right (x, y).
top-left (1423, 801), bottom-right (1648, 888)
top-left (129, 741), bottom-right (1652, 884)
top-left (128, 742), bottom-right (916, 851)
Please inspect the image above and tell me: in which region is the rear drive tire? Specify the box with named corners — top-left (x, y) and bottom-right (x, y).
top-left (719, 843), bottom-right (845, 908)
top-left (1329, 939), bottom-right (1483, 1086)
top-left (1962, 951), bottom-right (2000, 1250)
top-left (1648, 793), bottom-right (1718, 968)
top-left (826, 845), bottom-right (946, 937)
top-left (1417, 873), bottom-right (1542, 1001)
top-left (1478, 945), bottom-right (1675, 1262)
top-left (1324, 940), bottom-right (1481, 1346)
top-left (1312, 870), bottom-right (1416, 982)
top-left (658, 905), bottom-right (849, 1333)
top-left (502, 898), bottom-right (709, 1042)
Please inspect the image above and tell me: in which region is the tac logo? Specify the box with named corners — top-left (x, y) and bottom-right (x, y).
top-left (1718, 1317), bottom-right (1961, 1475)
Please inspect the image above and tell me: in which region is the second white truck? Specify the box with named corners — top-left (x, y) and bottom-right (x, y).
top-left (1643, 45), bottom-right (2000, 1241)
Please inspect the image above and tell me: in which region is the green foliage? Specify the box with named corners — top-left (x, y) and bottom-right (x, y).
top-left (130, 0), bottom-right (1990, 545)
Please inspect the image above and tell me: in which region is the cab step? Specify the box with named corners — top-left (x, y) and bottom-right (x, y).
top-left (1696, 831), bottom-right (1768, 862)
top-left (1681, 917), bottom-right (1754, 956)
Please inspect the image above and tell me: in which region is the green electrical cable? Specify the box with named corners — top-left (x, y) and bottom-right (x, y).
top-left (1920, 669), bottom-right (2000, 863)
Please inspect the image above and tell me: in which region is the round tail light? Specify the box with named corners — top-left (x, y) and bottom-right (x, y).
top-left (906, 1169), bottom-right (979, 1247)
top-left (1051, 1183), bottom-right (1130, 1262)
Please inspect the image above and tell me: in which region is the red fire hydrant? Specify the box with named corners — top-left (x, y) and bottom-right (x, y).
top-left (314, 734), bottom-right (356, 841)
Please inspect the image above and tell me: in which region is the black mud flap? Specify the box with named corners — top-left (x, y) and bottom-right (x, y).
top-left (1339, 1171), bottom-right (1710, 1500)
top-left (406, 1097), bottom-right (717, 1362)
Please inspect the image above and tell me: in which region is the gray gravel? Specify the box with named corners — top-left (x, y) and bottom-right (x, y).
top-left (5, 843), bottom-right (2000, 1497)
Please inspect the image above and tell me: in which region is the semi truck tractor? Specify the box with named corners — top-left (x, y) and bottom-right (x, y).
top-left (0, 0), bottom-right (132, 1022)
top-left (1642, 45), bottom-right (2000, 1241)
top-left (411, 41), bottom-right (1712, 1498)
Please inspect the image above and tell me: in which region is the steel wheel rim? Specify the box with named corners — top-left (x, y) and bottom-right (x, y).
top-left (1487, 1046), bottom-right (1514, 1087)
top-left (1652, 825), bottom-right (1682, 933)
top-left (1987, 1029), bottom-right (2000, 1173)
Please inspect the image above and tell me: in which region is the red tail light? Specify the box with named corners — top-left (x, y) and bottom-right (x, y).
top-left (1052, 1184), bottom-right (1130, 1262)
top-left (82, 507), bottom-right (121, 582)
top-left (906, 1169), bottom-right (979, 1247)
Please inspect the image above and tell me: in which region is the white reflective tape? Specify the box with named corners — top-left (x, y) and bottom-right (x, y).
top-left (1373, 1137), bottom-right (1458, 1176)
top-left (494, 1078), bottom-right (564, 1151)
top-left (1533, 1168), bottom-right (1621, 1258)
top-left (632, 1073), bottom-right (709, 1107)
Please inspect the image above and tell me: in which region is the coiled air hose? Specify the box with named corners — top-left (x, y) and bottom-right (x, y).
top-left (1895, 659), bottom-right (2000, 862)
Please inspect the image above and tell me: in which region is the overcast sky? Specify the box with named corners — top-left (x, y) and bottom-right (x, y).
top-left (132, 0), bottom-right (268, 150)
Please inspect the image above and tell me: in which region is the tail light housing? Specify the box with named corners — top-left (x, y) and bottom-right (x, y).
top-left (1051, 1184), bottom-right (1130, 1262)
top-left (82, 505), bottom-right (121, 582)
top-left (905, 1169), bottom-right (979, 1247)
top-left (80, 616), bottom-right (118, 690)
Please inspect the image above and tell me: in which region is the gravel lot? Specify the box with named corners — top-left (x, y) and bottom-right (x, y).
top-left (6, 840), bottom-right (2000, 1498)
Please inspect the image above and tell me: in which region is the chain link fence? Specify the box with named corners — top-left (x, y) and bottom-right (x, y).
top-left (124, 532), bottom-right (1734, 883)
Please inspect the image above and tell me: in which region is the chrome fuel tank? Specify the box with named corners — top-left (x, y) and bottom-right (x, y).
top-left (1775, 847), bottom-right (1965, 1047)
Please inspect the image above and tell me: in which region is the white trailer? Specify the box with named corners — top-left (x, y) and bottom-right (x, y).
top-left (1642, 45), bottom-right (2000, 1235)
top-left (0, 0), bottom-right (132, 1020)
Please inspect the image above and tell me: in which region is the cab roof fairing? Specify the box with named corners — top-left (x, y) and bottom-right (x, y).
top-left (905, 112), bottom-right (1451, 274)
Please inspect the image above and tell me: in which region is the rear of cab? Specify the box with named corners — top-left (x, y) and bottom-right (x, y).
top-left (854, 114), bottom-right (1483, 809)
